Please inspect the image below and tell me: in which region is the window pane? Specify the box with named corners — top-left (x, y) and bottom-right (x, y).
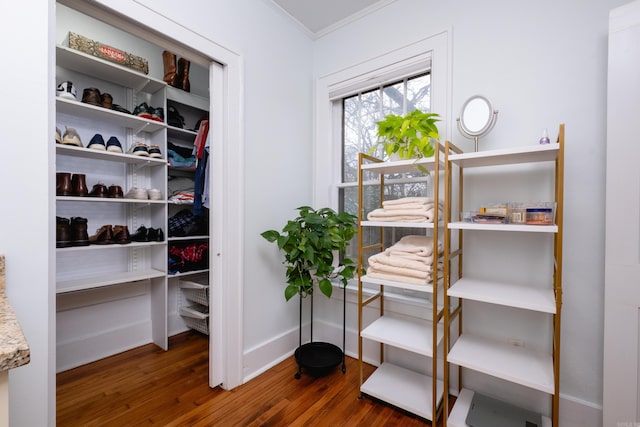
top-left (407, 73), bottom-right (431, 113)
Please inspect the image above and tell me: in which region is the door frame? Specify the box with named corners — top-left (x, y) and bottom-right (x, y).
top-left (58, 0), bottom-right (245, 390)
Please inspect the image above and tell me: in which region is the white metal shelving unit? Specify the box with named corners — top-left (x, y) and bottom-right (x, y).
top-left (443, 125), bottom-right (564, 426)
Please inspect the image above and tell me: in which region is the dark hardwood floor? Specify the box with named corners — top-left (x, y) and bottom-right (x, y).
top-left (57, 331), bottom-right (450, 426)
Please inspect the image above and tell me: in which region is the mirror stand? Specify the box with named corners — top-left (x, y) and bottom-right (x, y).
top-left (457, 95), bottom-right (499, 152)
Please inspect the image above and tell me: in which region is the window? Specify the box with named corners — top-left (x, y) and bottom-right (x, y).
top-left (339, 73), bottom-right (434, 261)
top-left (314, 31), bottom-right (450, 272)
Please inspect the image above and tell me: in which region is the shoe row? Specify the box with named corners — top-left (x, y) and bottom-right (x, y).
top-left (57, 81), bottom-right (164, 122)
top-left (56, 217), bottom-right (165, 248)
top-left (55, 128), bottom-right (163, 159)
top-left (56, 172), bottom-right (162, 200)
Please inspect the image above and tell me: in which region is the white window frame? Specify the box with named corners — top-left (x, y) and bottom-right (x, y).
top-left (313, 30), bottom-right (452, 210)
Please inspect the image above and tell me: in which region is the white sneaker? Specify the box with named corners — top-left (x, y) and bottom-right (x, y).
top-left (147, 188), bottom-right (163, 200)
top-left (124, 187), bottom-right (148, 200)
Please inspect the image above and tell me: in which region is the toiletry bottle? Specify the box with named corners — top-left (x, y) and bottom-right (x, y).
top-left (539, 128), bottom-right (550, 144)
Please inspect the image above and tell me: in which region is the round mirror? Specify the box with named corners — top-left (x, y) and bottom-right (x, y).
top-left (457, 95), bottom-right (498, 151)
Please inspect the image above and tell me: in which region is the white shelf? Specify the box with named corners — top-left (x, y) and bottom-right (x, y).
top-left (167, 86), bottom-right (210, 111)
top-left (179, 305), bottom-right (209, 319)
top-left (56, 269), bottom-right (165, 294)
top-left (448, 221), bottom-right (557, 233)
top-left (448, 144), bottom-right (559, 168)
top-left (361, 362), bottom-right (444, 421)
top-left (56, 196), bottom-right (165, 205)
top-left (56, 45), bottom-right (165, 93)
top-left (448, 334), bottom-right (554, 393)
top-left (56, 98), bottom-right (167, 134)
top-left (360, 274), bottom-right (436, 293)
top-left (56, 241), bottom-right (165, 252)
top-left (448, 278), bottom-right (556, 313)
top-left (448, 388), bottom-right (551, 427)
top-left (361, 220), bottom-right (436, 229)
top-left (361, 314), bottom-right (443, 357)
top-left (56, 144), bottom-right (167, 165)
top-left (168, 269), bottom-right (209, 278)
top-left (168, 235), bottom-right (209, 241)
top-left (361, 157), bottom-right (442, 175)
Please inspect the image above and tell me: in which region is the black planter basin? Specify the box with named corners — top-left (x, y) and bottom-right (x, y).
top-left (294, 342), bottom-right (343, 378)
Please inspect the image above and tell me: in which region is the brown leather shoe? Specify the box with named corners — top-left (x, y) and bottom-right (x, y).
top-left (56, 172), bottom-right (73, 196)
top-left (89, 225), bottom-right (114, 245)
top-left (177, 58), bottom-right (190, 92)
top-left (101, 93), bottom-right (113, 109)
top-left (89, 183), bottom-right (108, 198)
top-left (112, 225), bottom-right (131, 244)
top-left (82, 87), bottom-right (102, 106)
top-left (108, 185), bottom-right (124, 198)
top-left (70, 217), bottom-right (90, 246)
top-left (72, 174), bottom-right (88, 197)
top-left (56, 217), bottom-right (71, 248)
top-left (162, 51), bottom-right (178, 87)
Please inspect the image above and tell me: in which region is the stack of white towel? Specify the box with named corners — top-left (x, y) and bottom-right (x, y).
top-left (367, 197), bottom-right (444, 223)
top-left (366, 235), bottom-right (443, 285)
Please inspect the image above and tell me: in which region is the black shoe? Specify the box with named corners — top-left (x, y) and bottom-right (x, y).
top-left (133, 102), bottom-right (153, 120)
top-left (112, 104), bottom-right (132, 114)
top-left (56, 217), bottom-right (71, 248)
top-left (131, 225), bottom-right (149, 242)
top-left (70, 217), bottom-right (90, 246)
top-left (150, 107), bottom-right (164, 122)
top-left (147, 227), bottom-right (164, 242)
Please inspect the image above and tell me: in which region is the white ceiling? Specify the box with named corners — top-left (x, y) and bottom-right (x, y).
top-left (271, 0), bottom-right (391, 35)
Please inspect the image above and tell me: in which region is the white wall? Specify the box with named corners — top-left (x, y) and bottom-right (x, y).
top-left (313, 0), bottom-right (627, 420)
top-left (136, 0), bottom-right (316, 377)
top-left (0, 1), bottom-right (56, 426)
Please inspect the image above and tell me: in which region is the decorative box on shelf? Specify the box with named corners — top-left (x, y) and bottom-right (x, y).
top-left (67, 32), bottom-right (149, 74)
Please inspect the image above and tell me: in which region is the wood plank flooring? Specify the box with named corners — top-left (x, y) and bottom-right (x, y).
top-left (57, 331), bottom-right (450, 426)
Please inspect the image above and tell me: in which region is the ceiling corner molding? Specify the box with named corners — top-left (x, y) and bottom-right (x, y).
top-left (315, 0), bottom-right (399, 39)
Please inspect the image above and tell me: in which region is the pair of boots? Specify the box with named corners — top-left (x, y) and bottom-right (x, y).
top-left (57, 172), bottom-right (87, 197)
top-left (57, 217), bottom-right (89, 248)
top-left (162, 51), bottom-right (190, 92)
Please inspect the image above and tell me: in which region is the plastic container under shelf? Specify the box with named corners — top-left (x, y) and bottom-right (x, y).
top-left (180, 303), bottom-right (209, 335)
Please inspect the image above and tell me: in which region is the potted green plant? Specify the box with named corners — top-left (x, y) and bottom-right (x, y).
top-left (372, 109), bottom-right (441, 160)
top-left (261, 206), bottom-right (357, 378)
top-left (261, 206), bottom-right (357, 301)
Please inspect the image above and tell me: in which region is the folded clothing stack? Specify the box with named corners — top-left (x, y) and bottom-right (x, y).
top-left (367, 235), bottom-right (443, 285)
top-left (367, 197), bottom-right (444, 223)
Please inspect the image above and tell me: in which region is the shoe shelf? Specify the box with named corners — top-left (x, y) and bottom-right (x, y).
top-left (57, 98), bottom-right (167, 134)
top-left (56, 269), bottom-right (166, 294)
top-left (56, 241), bottom-right (166, 252)
top-left (447, 334), bottom-right (554, 394)
top-left (361, 313), bottom-right (443, 357)
top-left (447, 277), bottom-right (556, 314)
top-left (56, 196), bottom-right (166, 205)
top-left (361, 362), bottom-right (445, 421)
top-left (56, 144), bottom-right (167, 166)
top-left (447, 388), bottom-right (551, 427)
top-left (56, 45), bottom-right (166, 94)
top-left (168, 126), bottom-right (198, 139)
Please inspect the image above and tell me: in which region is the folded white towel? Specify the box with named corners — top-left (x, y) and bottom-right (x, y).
top-left (383, 202), bottom-right (441, 211)
top-left (383, 197), bottom-right (434, 206)
top-left (366, 270), bottom-right (436, 285)
top-left (368, 252), bottom-right (433, 274)
top-left (367, 207), bottom-right (442, 223)
top-left (388, 235), bottom-right (442, 257)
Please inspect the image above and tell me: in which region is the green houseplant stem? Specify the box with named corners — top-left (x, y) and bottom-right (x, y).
top-left (261, 206), bottom-right (357, 301)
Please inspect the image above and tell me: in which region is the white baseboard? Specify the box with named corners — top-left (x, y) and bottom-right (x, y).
top-left (56, 320), bottom-right (151, 372)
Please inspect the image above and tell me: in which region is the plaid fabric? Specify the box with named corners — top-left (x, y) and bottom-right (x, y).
top-left (168, 209), bottom-right (197, 237)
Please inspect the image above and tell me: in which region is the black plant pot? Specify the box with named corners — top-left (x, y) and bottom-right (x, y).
top-left (294, 341), bottom-right (343, 378)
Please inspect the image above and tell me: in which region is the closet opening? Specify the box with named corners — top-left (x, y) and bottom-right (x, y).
top-left (55, 0), bottom-right (244, 391)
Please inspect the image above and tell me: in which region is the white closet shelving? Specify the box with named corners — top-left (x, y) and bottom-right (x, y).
top-left (443, 125), bottom-right (564, 426)
top-left (55, 41), bottom-right (169, 351)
